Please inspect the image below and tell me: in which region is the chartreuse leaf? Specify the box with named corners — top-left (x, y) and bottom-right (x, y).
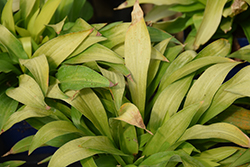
top-left (63, 89), bottom-right (112, 139)
top-left (1, 0), bottom-right (15, 34)
top-left (195, 39), bottom-right (231, 59)
top-left (20, 0), bottom-right (36, 23)
top-left (65, 43), bottom-right (124, 64)
top-left (29, 120), bottom-right (84, 154)
top-left (46, 16), bottom-right (67, 34)
top-left (0, 86), bottom-right (18, 131)
top-left (125, 1), bottom-right (151, 118)
top-left (56, 65), bottom-right (113, 92)
top-left (139, 151), bottom-right (177, 167)
top-left (178, 123), bottom-right (250, 148)
top-left (54, 0), bottom-right (74, 21)
top-left (20, 54), bottom-right (49, 95)
top-left (159, 50), bottom-right (196, 92)
top-left (33, 30), bottom-right (92, 68)
top-left (195, 147), bottom-right (238, 162)
top-left (99, 66), bottom-right (125, 111)
top-left (2, 135), bottom-right (33, 157)
top-left (184, 62), bottom-right (239, 125)
top-left (227, 46), bottom-right (250, 62)
top-left (159, 56), bottom-right (233, 92)
top-left (116, 0), bottom-right (195, 9)
top-left (229, 148), bottom-right (250, 167)
top-left (2, 105), bottom-right (68, 133)
top-left (0, 25), bottom-right (28, 61)
top-left (19, 37), bottom-right (32, 58)
top-left (194, 0), bottom-right (228, 49)
top-left (148, 75), bottom-right (194, 134)
top-left (100, 22), bottom-right (130, 49)
top-left (0, 60), bottom-right (20, 74)
top-left (80, 157), bottom-right (97, 167)
top-left (29, 0), bottom-right (61, 42)
top-left (0, 160), bottom-right (26, 167)
top-left (199, 65), bottom-right (250, 124)
top-left (48, 137), bottom-right (105, 167)
top-left (143, 102), bottom-right (202, 156)
top-left (6, 74), bottom-right (49, 110)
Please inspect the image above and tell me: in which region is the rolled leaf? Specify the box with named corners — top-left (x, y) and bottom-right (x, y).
top-left (1, 0), bottom-right (15, 34)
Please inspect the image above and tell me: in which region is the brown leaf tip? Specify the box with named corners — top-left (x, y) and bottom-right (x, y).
top-left (131, 0), bottom-right (143, 25)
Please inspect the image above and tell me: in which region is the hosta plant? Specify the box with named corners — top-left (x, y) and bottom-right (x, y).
top-left (1, 1), bottom-right (250, 167)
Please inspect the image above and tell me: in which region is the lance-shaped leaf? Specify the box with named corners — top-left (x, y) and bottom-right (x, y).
top-left (80, 157), bottom-right (97, 167)
top-left (65, 43), bottom-right (124, 65)
top-left (29, 120), bottom-right (84, 154)
top-left (1, 105), bottom-right (68, 133)
top-left (0, 161), bottom-right (26, 167)
top-left (0, 25), bottom-right (28, 61)
top-left (20, 54), bottom-right (49, 95)
top-left (143, 102), bottom-right (202, 156)
top-left (229, 148), bottom-right (250, 167)
top-left (1, 0), bottom-right (15, 34)
top-left (6, 74), bottom-right (49, 110)
top-left (63, 89), bottom-right (112, 139)
top-left (0, 87), bottom-right (18, 131)
top-left (184, 62), bottom-right (239, 125)
top-left (3, 135), bottom-right (34, 157)
top-left (125, 1), bottom-right (151, 118)
top-left (178, 123), bottom-right (250, 148)
top-left (199, 65), bottom-right (250, 124)
top-left (116, 0), bottom-right (195, 9)
top-left (56, 65), bottom-right (113, 92)
top-left (148, 75), bottom-right (194, 133)
top-left (80, 136), bottom-right (127, 156)
top-left (115, 103), bottom-right (152, 135)
top-left (46, 77), bottom-right (70, 100)
top-left (48, 137), bottom-right (105, 167)
top-left (33, 30), bottom-right (92, 68)
top-left (28, 0), bottom-right (61, 42)
top-left (194, 0), bottom-right (228, 49)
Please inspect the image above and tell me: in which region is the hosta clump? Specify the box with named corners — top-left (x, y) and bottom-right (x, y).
top-left (1, 1), bottom-right (250, 167)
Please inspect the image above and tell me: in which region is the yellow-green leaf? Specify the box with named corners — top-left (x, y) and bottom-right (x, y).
top-left (6, 74), bottom-right (49, 109)
top-left (194, 0), bottom-right (227, 49)
top-left (125, 1), bottom-right (151, 118)
top-left (1, 0), bottom-right (15, 34)
top-left (33, 30), bottom-right (92, 68)
top-left (179, 123), bottom-right (250, 148)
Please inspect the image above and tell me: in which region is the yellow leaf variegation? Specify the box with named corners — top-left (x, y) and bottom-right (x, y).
top-left (125, 1), bottom-right (151, 118)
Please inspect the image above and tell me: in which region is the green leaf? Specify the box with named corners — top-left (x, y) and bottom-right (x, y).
top-left (1, 105), bottom-right (67, 133)
top-left (48, 137), bottom-right (105, 167)
top-left (116, 0), bottom-right (195, 9)
top-left (139, 151), bottom-right (177, 167)
top-left (29, 120), bottom-right (84, 154)
top-left (0, 160), bottom-right (26, 167)
top-left (179, 123), bottom-right (250, 148)
top-left (46, 16), bottom-right (67, 34)
top-left (195, 147), bottom-right (238, 162)
top-left (148, 75), bottom-right (194, 133)
top-left (229, 148), bottom-right (250, 167)
top-left (184, 62), bottom-right (239, 125)
top-left (63, 89), bottom-right (112, 139)
top-left (56, 65), bottom-right (113, 92)
top-left (65, 43), bottom-right (124, 64)
top-left (194, 0), bottom-right (228, 49)
top-left (125, 1), bottom-right (151, 118)
top-left (2, 135), bottom-right (33, 157)
top-left (19, 37), bottom-right (32, 58)
top-left (0, 59), bottom-right (20, 74)
top-left (80, 157), bottom-right (97, 167)
top-left (143, 102), bottom-right (202, 156)
top-left (1, 0), bottom-right (15, 34)
top-left (0, 88), bottom-right (18, 131)
top-left (29, 0), bottom-right (62, 42)
top-left (6, 74), bottom-right (49, 109)
top-left (145, 5), bottom-right (176, 23)
top-left (0, 24), bottom-right (28, 61)
top-left (199, 65), bottom-right (250, 124)
top-left (195, 39), bottom-right (231, 59)
top-left (20, 0), bottom-right (36, 24)
top-left (33, 29), bottom-right (92, 68)
top-left (20, 54), bottom-right (49, 95)
top-left (227, 46), bottom-right (250, 62)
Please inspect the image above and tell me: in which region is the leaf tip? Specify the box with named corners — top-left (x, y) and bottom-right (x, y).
top-left (46, 105), bottom-right (51, 110)
top-left (2, 149), bottom-right (13, 157)
top-left (114, 1), bottom-right (128, 10)
top-left (0, 129), bottom-right (4, 135)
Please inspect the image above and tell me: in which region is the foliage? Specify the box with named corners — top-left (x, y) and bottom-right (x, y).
top-left (1, 0), bottom-right (250, 167)
top-left (117, 0), bottom-right (250, 50)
